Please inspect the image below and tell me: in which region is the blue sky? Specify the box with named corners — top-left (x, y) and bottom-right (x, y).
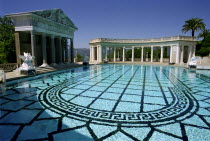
top-left (1, 0), bottom-right (210, 48)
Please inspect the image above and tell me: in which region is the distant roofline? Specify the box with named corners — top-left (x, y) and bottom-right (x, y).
top-left (5, 8), bottom-right (61, 17)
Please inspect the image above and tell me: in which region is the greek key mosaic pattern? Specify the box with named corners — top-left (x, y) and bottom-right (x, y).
top-left (0, 64), bottom-right (210, 141)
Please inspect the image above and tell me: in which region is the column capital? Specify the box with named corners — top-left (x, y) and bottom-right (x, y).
top-left (50, 35), bottom-right (55, 39)
top-left (30, 30), bottom-right (36, 35)
top-left (41, 32), bottom-right (46, 36)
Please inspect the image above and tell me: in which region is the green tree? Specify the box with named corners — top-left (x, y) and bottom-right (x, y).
top-left (198, 28), bottom-right (210, 40)
top-left (196, 34), bottom-right (210, 56)
top-left (0, 16), bottom-right (16, 64)
top-left (75, 53), bottom-right (83, 62)
top-left (182, 17), bottom-right (205, 37)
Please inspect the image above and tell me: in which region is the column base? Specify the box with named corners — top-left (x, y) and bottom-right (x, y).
top-left (50, 63), bottom-right (57, 66)
top-left (180, 62), bottom-right (184, 66)
top-left (58, 62), bottom-right (65, 65)
top-left (40, 63), bottom-right (49, 67)
top-left (169, 62), bottom-right (175, 65)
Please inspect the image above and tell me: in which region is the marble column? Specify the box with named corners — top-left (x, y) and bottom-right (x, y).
top-left (105, 46), bottom-right (108, 61)
top-left (92, 47), bottom-right (95, 61)
top-left (14, 32), bottom-right (21, 65)
top-left (123, 47), bottom-right (125, 62)
top-left (92, 46), bottom-right (94, 61)
top-left (70, 38), bottom-right (74, 63)
top-left (176, 45), bottom-right (180, 64)
top-left (132, 46), bottom-right (134, 62)
top-left (114, 47), bottom-right (116, 62)
top-left (192, 46), bottom-right (196, 57)
top-left (50, 35), bottom-right (56, 66)
top-left (89, 46), bottom-right (92, 61)
top-left (31, 31), bottom-right (36, 66)
top-left (98, 45), bottom-right (102, 62)
top-left (141, 47), bottom-right (144, 62)
top-left (40, 33), bottom-right (49, 67)
top-left (160, 46), bottom-right (163, 63)
top-left (58, 37), bottom-right (63, 64)
top-left (180, 45), bottom-right (184, 63)
top-left (64, 38), bottom-right (68, 63)
top-left (170, 46), bottom-right (173, 63)
top-left (151, 46), bottom-right (153, 62)
top-left (188, 46), bottom-right (192, 63)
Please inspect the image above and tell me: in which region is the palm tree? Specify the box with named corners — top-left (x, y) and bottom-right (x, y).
top-left (182, 17), bottom-right (205, 37)
top-left (198, 28), bottom-right (210, 40)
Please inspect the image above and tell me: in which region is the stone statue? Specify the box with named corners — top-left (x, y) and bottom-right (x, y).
top-left (0, 70), bottom-right (6, 83)
top-left (19, 52), bottom-right (35, 70)
top-left (18, 52), bottom-right (36, 75)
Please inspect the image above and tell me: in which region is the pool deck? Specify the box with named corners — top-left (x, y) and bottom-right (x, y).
top-left (5, 63), bottom-right (85, 81)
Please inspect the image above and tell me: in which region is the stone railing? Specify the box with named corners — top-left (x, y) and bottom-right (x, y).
top-left (0, 63), bottom-right (18, 72)
top-left (90, 36), bottom-right (196, 43)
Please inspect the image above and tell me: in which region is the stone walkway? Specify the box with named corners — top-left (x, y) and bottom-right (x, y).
top-left (5, 63), bottom-right (85, 81)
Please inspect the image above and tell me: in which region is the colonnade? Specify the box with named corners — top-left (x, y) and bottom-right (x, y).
top-left (89, 45), bottom-right (196, 64)
top-left (15, 31), bottom-right (74, 67)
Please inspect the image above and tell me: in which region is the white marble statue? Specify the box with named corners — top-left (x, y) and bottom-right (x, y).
top-left (0, 70), bottom-right (6, 83)
top-left (19, 52), bottom-right (35, 70)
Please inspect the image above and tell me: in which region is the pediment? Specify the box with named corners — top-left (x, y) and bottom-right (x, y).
top-left (31, 9), bottom-right (77, 29)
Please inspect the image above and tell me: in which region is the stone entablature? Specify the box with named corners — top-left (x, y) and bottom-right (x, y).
top-left (90, 36), bottom-right (196, 44)
top-left (6, 9), bottom-right (77, 38)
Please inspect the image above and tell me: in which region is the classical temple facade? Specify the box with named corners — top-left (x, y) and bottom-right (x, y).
top-left (6, 9), bottom-right (78, 67)
top-left (89, 36), bottom-right (197, 64)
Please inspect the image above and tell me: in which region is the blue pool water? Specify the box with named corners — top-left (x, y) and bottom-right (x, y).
top-left (0, 64), bottom-right (210, 141)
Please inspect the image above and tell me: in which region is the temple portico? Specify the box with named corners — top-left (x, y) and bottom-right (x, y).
top-left (89, 36), bottom-right (197, 64)
top-left (6, 9), bottom-right (78, 66)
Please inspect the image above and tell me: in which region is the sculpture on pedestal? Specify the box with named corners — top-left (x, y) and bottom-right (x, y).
top-left (18, 52), bottom-right (36, 75)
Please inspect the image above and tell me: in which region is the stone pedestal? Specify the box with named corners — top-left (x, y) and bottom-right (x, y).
top-left (20, 70), bottom-right (36, 75)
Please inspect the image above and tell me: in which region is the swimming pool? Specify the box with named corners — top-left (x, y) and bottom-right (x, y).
top-left (0, 64), bottom-right (210, 141)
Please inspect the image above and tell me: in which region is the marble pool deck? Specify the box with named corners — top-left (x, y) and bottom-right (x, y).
top-left (5, 63), bottom-right (85, 81)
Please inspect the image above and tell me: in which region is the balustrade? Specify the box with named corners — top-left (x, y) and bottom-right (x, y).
top-left (0, 63), bottom-right (18, 72)
top-left (90, 36), bottom-right (196, 43)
